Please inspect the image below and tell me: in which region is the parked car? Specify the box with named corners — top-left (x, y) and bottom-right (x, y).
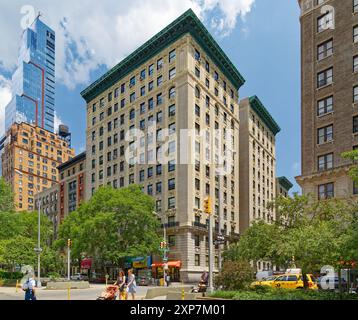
top-left (317, 276), bottom-right (348, 291)
top-left (256, 270), bottom-right (274, 281)
top-left (251, 274), bottom-right (318, 290)
top-left (70, 273), bottom-right (88, 281)
top-left (138, 276), bottom-right (151, 286)
top-left (251, 275), bottom-right (278, 287)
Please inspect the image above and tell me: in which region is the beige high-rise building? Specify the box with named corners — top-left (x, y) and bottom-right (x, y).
top-left (1, 122), bottom-right (74, 211)
top-left (239, 96), bottom-right (281, 235)
top-left (80, 9), bottom-right (243, 282)
top-left (296, 0), bottom-right (358, 198)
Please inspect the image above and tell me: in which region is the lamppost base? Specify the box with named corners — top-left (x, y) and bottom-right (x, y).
top-left (36, 280), bottom-right (42, 288)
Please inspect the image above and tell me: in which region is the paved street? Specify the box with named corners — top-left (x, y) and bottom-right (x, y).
top-left (0, 284), bottom-right (151, 300)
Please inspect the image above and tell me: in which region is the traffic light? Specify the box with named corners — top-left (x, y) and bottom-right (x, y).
top-left (67, 239), bottom-right (72, 248)
top-left (204, 197), bottom-right (212, 215)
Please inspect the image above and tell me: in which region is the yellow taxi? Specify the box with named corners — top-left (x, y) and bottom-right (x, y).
top-left (270, 274), bottom-right (318, 290)
top-left (251, 275), bottom-right (278, 288)
top-left (251, 274), bottom-right (318, 290)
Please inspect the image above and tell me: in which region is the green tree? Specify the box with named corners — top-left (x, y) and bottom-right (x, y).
top-left (57, 185), bottom-right (161, 268)
top-left (0, 177), bottom-right (14, 212)
top-left (341, 150), bottom-right (358, 183)
top-left (0, 236), bottom-right (37, 271)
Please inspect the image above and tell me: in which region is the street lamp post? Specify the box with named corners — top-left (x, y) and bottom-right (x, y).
top-left (15, 169), bottom-right (42, 288)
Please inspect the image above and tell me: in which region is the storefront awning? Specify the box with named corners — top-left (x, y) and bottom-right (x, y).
top-left (151, 261), bottom-right (181, 268)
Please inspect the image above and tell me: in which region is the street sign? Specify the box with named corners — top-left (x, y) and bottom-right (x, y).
top-left (34, 247), bottom-right (43, 253)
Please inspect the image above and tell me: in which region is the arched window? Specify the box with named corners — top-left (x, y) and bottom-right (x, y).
top-left (169, 87), bottom-right (176, 99)
top-left (195, 86), bottom-right (200, 99)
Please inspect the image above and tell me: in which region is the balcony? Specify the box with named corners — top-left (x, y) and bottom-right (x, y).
top-left (161, 221), bottom-right (179, 229)
top-left (192, 221), bottom-right (208, 229)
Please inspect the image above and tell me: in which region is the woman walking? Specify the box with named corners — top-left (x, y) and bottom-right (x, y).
top-left (114, 270), bottom-right (126, 300)
top-left (126, 269), bottom-right (137, 300)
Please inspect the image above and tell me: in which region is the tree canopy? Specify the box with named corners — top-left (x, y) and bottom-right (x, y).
top-left (225, 195), bottom-right (358, 274)
top-left (56, 185), bottom-right (161, 267)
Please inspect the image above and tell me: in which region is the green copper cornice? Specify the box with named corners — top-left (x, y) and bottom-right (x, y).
top-left (249, 95), bottom-right (281, 136)
top-left (81, 9), bottom-right (245, 103)
top-left (277, 176), bottom-right (293, 191)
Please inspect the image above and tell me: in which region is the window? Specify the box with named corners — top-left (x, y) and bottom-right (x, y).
top-left (169, 104), bottom-right (176, 117)
top-left (157, 58), bottom-right (163, 70)
top-left (195, 86), bottom-right (200, 99)
top-left (121, 83), bottom-right (125, 93)
top-left (318, 183), bottom-right (334, 199)
top-left (317, 39), bottom-right (333, 60)
top-left (169, 87), bottom-right (176, 99)
top-left (149, 64), bottom-right (154, 76)
top-left (214, 71), bottom-right (219, 82)
top-left (157, 93), bottom-right (163, 105)
top-left (130, 76), bottom-right (136, 87)
top-left (129, 109), bottom-right (135, 120)
top-left (140, 69), bottom-right (146, 80)
top-left (318, 153), bottom-right (333, 171)
top-left (169, 68), bottom-right (176, 79)
top-left (354, 116), bottom-right (358, 133)
top-left (355, 0), bottom-right (358, 12)
top-left (354, 56), bottom-right (358, 73)
top-left (157, 111), bottom-right (163, 123)
top-left (194, 235), bottom-right (200, 247)
top-left (169, 49), bottom-right (176, 63)
top-left (194, 49), bottom-right (201, 61)
top-left (148, 98), bottom-right (154, 110)
top-left (195, 104), bottom-right (200, 117)
top-left (168, 160), bottom-right (175, 172)
top-left (140, 86), bottom-right (145, 96)
top-left (354, 26), bottom-right (358, 43)
top-left (168, 197), bottom-right (175, 209)
top-left (168, 178), bottom-right (175, 190)
top-left (354, 86), bottom-right (358, 102)
top-left (169, 123), bottom-right (176, 135)
top-left (317, 96), bottom-right (333, 116)
top-left (195, 67), bottom-right (200, 78)
top-left (195, 254), bottom-right (200, 266)
top-left (318, 125), bottom-right (333, 144)
top-left (156, 182), bottom-right (162, 194)
top-left (317, 11), bottom-right (333, 32)
top-left (205, 60), bottom-right (210, 72)
top-left (130, 92), bottom-right (136, 103)
top-left (168, 235), bottom-right (175, 247)
top-left (157, 76), bottom-right (163, 86)
top-left (317, 68), bottom-right (333, 88)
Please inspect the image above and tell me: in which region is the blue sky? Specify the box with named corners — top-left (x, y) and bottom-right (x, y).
top-left (0, 0), bottom-right (302, 193)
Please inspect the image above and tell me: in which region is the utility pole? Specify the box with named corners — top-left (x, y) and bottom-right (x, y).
top-left (204, 197), bottom-right (214, 293)
top-left (67, 239), bottom-right (72, 281)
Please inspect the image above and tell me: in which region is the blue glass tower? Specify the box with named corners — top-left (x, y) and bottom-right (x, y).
top-left (5, 16), bottom-right (55, 133)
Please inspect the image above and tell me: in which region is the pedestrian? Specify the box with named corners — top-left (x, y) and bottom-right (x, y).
top-left (166, 274), bottom-right (171, 287)
top-left (22, 274), bottom-right (37, 301)
top-left (114, 270), bottom-right (126, 300)
top-left (126, 269), bottom-right (137, 300)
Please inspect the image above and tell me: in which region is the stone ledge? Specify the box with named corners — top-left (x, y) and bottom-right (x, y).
top-left (145, 286), bottom-right (192, 299)
top-left (46, 281), bottom-right (90, 290)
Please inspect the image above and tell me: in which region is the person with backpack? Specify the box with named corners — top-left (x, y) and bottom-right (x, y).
top-left (22, 274), bottom-right (37, 301)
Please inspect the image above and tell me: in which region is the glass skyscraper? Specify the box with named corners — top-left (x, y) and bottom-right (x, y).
top-left (5, 17), bottom-right (55, 133)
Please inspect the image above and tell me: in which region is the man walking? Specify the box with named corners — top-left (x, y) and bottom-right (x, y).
top-left (22, 274), bottom-right (37, 300)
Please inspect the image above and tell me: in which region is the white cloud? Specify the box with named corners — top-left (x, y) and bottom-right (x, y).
top-left (0, 75), bottom-right (12, 137)
top-left (0, 0), bottom-right (255, 91)
top-left (54, 111), bottom-right (63, 133)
